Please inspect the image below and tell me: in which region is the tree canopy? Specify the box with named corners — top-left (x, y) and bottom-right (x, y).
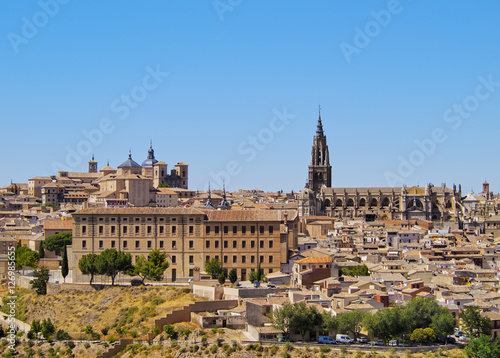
top-left (78, 253), bottom-right (100, 285)
top-left (460, 306), bottom-right (492, 339)
top-left (204, 258), bottom-right (224, 279)
top-left (61, 245), bottom-right (69, 281)
top-left (43, 232), bottom-right (72, 254)
top-left (128, 249), bottom-right (169, 283)
top-left (340, 264), bottom-right (369, 277)
top-left (97, 249), bottom-right (132, 286)
top-left (16, 246), bottom-right (39, 268)
top-left (30, 267), bottom-right (50, 295)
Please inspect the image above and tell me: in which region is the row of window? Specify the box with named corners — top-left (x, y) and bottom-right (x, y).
top-left (81, 216), bottom-right (191, 223)
top-left (84, 238), bottom-right (275, 251)
top-left (81, 224), bottom-right (276, 236)
top-left (81, 225), bottom-right (196, 236)
top-left (206, 225), bottom-right (273, 235)
top-left (207, 255), bottom-right (273, 264)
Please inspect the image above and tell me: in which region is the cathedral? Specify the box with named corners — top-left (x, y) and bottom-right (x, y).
top-left (298, 111), bottom-right (463, 222)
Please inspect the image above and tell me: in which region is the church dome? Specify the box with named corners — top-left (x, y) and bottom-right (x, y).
top-left (142, 143), bottom-right (159, 167)
top-left (118, 152), bottom-right (141, 168)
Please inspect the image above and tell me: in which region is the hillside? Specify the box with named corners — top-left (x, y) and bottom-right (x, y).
top-left (1, 286), bottom-right (198, 339)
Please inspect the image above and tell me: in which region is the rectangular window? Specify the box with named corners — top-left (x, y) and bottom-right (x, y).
top-left (98, 226), bottom-right (104, 234)
top-left (189, 226), bottom-right (194, 234)
top-left (233, 226), bottom-right (237, 234)
top-left (206, 226), bottom-right (210, 234)
top-left (233, 241), bottom-right (237, 249)
top-left (251, 255), bottom-right (255, 264)
top-left (82, 240), bottom-right (87, 249)
top-left (260, 255), bottom-right (264, 263)
top-left (215, 226), bottom-right (219, 234)
top-left (123, 240), bottom-right (128, 249)
top-left (223, 226), bottom-right (228, 234)
top-left (260, 226), bottom-right (264, 234)
top-left (269, 226), bottom-right (274, 234)
top-left (171, 255), bottom-right (176, 264)
top-left (159, 226), bottom-right (164, 234)
top-left (206, 241), bottom-right (210, 249)
top-left (224, 241), bottom-right (228, 249)
top-left (214, 241), bottom-right (219, 249)
top-left (206, 255), bottom-right (210, 262)
top-left (233, 255), bottom-right (237, 263)
top-left (111, 240), bottom-right (116, 248)
top-left (99, 240), bottom-right (103, 249)
top-left (135, 226), bottom-right (140, 234)
top-left (269, 268), bottom-right (273, 274)
top-left (269, 256), bottom-right (273, 263)
top-left (189, 268), bottom-right (194, 277)
top-left (189, 255), bottom-right (194, 264)
top-left (251, 241), bottom-right (255, 249)
top-left (147, 226), bottom-right (152, 235)
top-left (269, 240), bottom-right (273, 248)
top-left (251, 226), bottom-right (255, 234)
top-left (111, 226), bottom-right (116, 234)
top-left (223, 255), bottom-right (228, 264)
top-left (242, 256), bottom-right (246, 263)
top-left (189, 240), bottom-right (194, 249)
top-left (242, 226), bottom-right (246, 234)
top-left (135, 241), bottom-right (140, 249)
top-left (242, 241), bottom-right (246, 249)
top-left (172, 226), bottom-right (177, 234)
top-left (159, 240), bottom-right (164, 249)
top-left (123, 226), bottom-right (128, 234)
top-left (172, 240), bottom-right (177, 249)
top-left (147, 240), bottom-right (152, 249)
top-left (260, 241), bottom-right (264, 249)
top-left (82, 226), bottom-right (87, 235)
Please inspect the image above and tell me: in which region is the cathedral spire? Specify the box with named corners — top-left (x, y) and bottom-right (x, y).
top-left (316, 105), bottom-right (324, 137)
top-left (204, 183), bottom-right (215, 209)
top-left (217, 181), bottom-right (231, 210)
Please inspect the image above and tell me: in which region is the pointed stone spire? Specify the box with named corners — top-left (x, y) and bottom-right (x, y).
top-left (147, 140), bottom-right (155, 160)
top-left (316, 105), bottom-right (324, 137)
top-left (204, 183), bottom-right (215, 209)
top-left (217, 181), bottom-right (231, 210)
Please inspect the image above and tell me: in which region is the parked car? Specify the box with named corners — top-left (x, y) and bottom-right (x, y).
top-left (373, 340), bottom-right (385, 346)
top-left (318, 336), bottom-right (336, 344)
top-left (336, 334), bottom-right (354, 344)
top-left (356, 337), bottom-right (368, 343)
top-left (388, 340), bottom-right (398, 346)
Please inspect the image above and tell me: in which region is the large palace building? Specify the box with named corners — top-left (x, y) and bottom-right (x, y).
top-left (298, 111), bottom-right (464, 222)
top-left (70, 207), bottom-right (298, 282)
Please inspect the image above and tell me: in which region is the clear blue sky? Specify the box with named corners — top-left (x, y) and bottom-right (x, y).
top-left (1, 0), bottom-right (500, 194)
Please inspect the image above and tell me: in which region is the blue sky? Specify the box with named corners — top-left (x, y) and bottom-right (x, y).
top-left (1, 0), bottom-right (500, 194)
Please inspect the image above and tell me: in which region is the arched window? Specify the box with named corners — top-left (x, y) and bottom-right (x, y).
top-left (347, 199), bottom-right (354, 207)
top-left (370, 198), bottom-right (378, 207)
top-left (359, 198), bottom-right (366, 207)
top-left (335, 199), bottom-right (342, 207)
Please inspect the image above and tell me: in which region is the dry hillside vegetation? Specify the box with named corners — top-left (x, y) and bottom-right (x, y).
top-left (1, 286), bottom-right (198, 338)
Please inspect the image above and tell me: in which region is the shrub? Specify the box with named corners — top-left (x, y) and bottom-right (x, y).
top-left (284, 341), bottom-right (294, 351)
top-left (66, 341), bottom-right (75, 349)
top-left (210, 344), bottom-right (218, 354)
top-left (282, 352), bottom-right (291, 358)
top-left (108, 336), bottom-right (117, 343)
top-left (164, 325), bottom-right (178, 339)
top-left (320, 345), bottom-right (331, 353)
top-left (270, 345), bottom-right (279, 356)
top-left (101, 327), bottom-right (109, 336)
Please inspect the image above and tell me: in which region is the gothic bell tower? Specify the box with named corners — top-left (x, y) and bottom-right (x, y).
top-left (307, 107), bottom-right (332, 193)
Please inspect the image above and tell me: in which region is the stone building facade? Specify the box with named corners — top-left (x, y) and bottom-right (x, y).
top-left (70, 207), bottom-right (298, 282)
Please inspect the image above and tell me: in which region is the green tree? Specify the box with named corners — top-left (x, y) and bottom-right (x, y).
top-left (404, 297), bottom-right (444, 334)
top-left (341, 265), bottom-right (369, 277)
top-left (228, 268), bottom-right (238, 285)
top-left (78, 253), bottom-right (100, 285)
top-left (205, 258), bottom-right (224, 279)
top-left (157, 182), bottom-right (171, 188)
top-left (270, 302), bottom-right (295, 338)
top-left (41, 318), bottom-right (56, 339)
top-left (248, 263), bottom-right (265, 283)
top-left (61, 245), bottom-right (68, 282)
top-left (43, 232), bottom-right (72, 255)
top-left (336, 310), bottom-right (367, 340)
top-left (15, 246), bottom-right (39, 268)
top-left (460, 306), bottom-right (492, 339)
top-left (289, 302), bottom-right (322, 341)
top-left (97, 249), bottom-right (132, 286)
top-left (30, 267), bottom-right (50, 295)
top-left (465, 335), bottom-right (500, 358)
top-left (128, 249), bottom-right (169, 283)
top-left (321, 312), bottom-right (338, 334)
top-left (38, 242), bottom-right (45, 259)
top-left (410, 328), bottom-right (436, 343)
top-left (218, 273), bottom-right (226, 285)
top-left (364, 306), bottom-right (406, 343)
top-left (430, 310), bottom-right (456, 341)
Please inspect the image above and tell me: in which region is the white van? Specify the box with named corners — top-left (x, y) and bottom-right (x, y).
top-left (318, 336), bottom-right (336, 344)
top-left (336, 334), bottom-right (353, 344)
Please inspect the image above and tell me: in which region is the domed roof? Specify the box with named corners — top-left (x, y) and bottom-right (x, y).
top-left (118, 152), bottom-right (141, 168)
top-left (142, 143), bottom-right (159, 167)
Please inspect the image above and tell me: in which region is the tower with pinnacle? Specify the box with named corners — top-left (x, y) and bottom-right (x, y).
top-left (307, 107), bottom-right (332, 193)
